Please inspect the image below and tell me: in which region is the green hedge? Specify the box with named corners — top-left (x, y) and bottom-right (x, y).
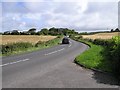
top-left (35, 36), bottom-right (62, 47)
top-left (86, 37), bottom-right (120, 79)
top-left (2, 42), bottom-right (33, 55)
top-left (71, 36), bottom-right (120, 79)
top-left (1, 36), bottom-right (62, 56)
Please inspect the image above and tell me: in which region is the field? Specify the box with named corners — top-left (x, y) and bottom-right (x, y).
top-left (1, 35), bottom-right (56, 45)
top-left (82, 32), bottom-right (119, 40)
top-left (1, 35), bottom-right (62, 56)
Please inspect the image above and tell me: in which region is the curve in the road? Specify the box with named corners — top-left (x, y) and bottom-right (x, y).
top-left (2, 39), bottom-right (119, 88)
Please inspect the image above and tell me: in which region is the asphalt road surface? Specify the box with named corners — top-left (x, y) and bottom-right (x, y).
top-left (2, 39), bottom-right (119, 88)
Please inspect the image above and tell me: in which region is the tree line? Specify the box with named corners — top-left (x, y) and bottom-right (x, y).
top-left (2, 27), bottom-right (119, 36)
top-left (3, 27), bottom-right (78, 36)
top-left (111, 28), bottom-right (120, 32)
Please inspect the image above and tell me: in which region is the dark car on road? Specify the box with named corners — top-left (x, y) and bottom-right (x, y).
top-left (62, 37), bottom-right (69, 44)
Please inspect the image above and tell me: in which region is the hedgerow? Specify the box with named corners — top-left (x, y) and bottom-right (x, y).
top-left (71, 36), bottom-right (120, 79)
top-left (1, 36), bottom-right (62, 56)
top-left (2, 42), bottom-right (33, 55)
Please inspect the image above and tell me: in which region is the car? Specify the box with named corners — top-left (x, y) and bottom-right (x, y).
top-left (62, 37), bottom-right (69, 44)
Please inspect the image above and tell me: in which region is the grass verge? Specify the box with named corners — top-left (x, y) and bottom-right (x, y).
top-left (75, 39), bottom-right (113, 72)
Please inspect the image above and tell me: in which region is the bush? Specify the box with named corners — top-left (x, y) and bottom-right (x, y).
top-left (35, 41), bottom-right (45, 47)
top-left (111, 37), bottom-right (120, 79)
top-left (77, 36), bottom-right (83, 39)
top-left (70, 35), bottom-right (120, 79)
top-left (35, 36), bottom-right (62, 48)
top-left (85, 37), bottom-right (120, 78)
top-left (2, 42), bottom-right (33, 55)
top-left (1, 36), bottom-right (63, 56)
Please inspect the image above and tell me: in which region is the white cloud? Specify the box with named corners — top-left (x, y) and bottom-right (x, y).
top-left (1, 0), bottom-right (44, 2)
top-left (1, 1), bottom-right (118, 32)
top-left (19, 22), bottom-right (26, 28)
top-left (12, 14), bottom-right (21, 21)
top-left (0, 2), bottom-right (2, 32)
top-left (25, 13), bottom-right (41, 20)
top-left (1, 0), bottom-right (119, 2)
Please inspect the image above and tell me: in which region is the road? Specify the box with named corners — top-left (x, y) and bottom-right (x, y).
top-left (2, 39), bottom-right (119, 88)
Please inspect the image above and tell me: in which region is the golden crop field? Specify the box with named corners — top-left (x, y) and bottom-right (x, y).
top-left (82, 32), bottom-right (120, 40)
top-left (1, 35), bottom-right (57, 45)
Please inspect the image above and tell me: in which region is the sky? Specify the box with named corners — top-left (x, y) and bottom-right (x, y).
top-left (0, 0), bottom-right (119, 32)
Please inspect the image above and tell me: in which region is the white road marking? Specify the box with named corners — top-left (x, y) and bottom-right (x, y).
top-left (57, 48), bottom-right (65, 51)
top-left (69, 45), bottom-right (71, 47)
top-left (1, 42), bottom-right (72, 67)
top-left (69, 41), bottom-right (72, 47)
top-left (45, 48), bottom-right (65, 56)
top-left (45, 51), bottom-right (58, 55)
top-left (0, 63), bottom-right (9, 67)
top-left (1, 44), bottom-right (71, 67)
top-left (0, 58), bottom-right (30, 67)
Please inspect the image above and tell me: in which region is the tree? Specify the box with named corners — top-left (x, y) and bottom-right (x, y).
top-left (3, 31), bottom-right (11, 35)
top-left (0, 32), bottom-right (2, 35)
top-left (62, 28), bottom-right (69, 36)
top-left (3, 27), bottom-right (79, 36)
top-left (115, 28), bottom-right (120, 32)
top-left (40, 28), bottom-right (49, 35)
top-left (27, 28), bottom-right (36, 35)
top-left (111, 29), bottom-right (114, 32)
top-left (36, 31), bottom-right (42, 35)
top-left (11, 30), bottom-right (19, 35)
top-left (20, 31), bottom-right (28, 35)
top-left (49, 27), bottom-right (59, 35)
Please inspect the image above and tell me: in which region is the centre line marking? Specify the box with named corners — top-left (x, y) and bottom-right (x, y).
top-left (0, 58), bottom-right (30, 67)
top-left (58, 48), bottom-right (64, 51)
top-left (69, 44), bottom-right (71, 47)
top-left (45, 48), bottom-right (65, 56)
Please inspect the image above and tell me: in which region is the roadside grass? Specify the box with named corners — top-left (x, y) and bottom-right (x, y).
top-left (71, 34), bottom-right (120, 79)
top-left (1, 36), bottom-right (63, 56)
top-left (75, 39), bottom-right (113, 72)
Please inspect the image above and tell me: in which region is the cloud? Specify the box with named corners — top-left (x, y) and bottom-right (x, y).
top-left (85, 2), bottom-right (118, 14)
top-left (118, 1), bottom-right (120, 29)
top-left (25, 13), bottom-right (41, 20)
top-left (2, 2), bottom-right (29, 14)
top-left (0, 2), bottom-right (2, 32)
top-left (83, 2), bottom-right (118, 29)
top-left (1, 1), bottom-right (118, 32)
top-left (1, 0), bottom-right (119, 2)
top-left (23, 2), bottom-right (53, 13)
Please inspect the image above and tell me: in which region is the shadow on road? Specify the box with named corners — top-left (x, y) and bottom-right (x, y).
top-left (74, 61), bottom-right (119, 87)
top-left (91, 45), bottom-right (120, 86)
top-left (92, 71), bottom-right (120, 86)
